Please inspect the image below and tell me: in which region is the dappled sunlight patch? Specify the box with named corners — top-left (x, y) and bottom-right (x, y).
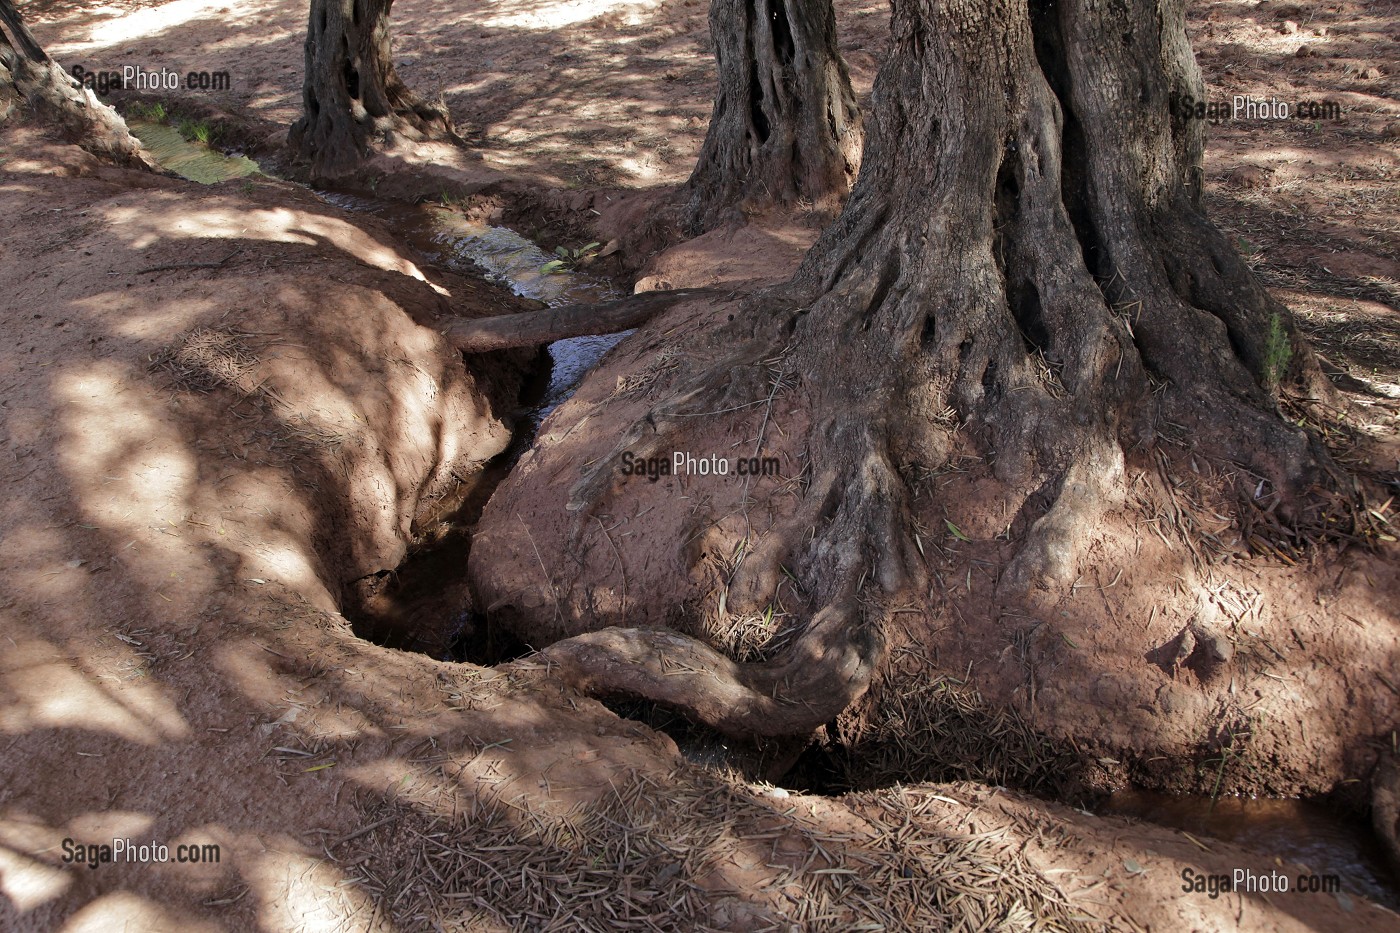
top-left (247, 848), bottom-right (379, 933)
top-left (343, 758), bottom-right (475, 817)
top-left (84, 292), bottom-right (221, 341)
top-left (240, 542), bottom-right (324, 594)
top-left (0, 832), bottom-right (72, 914)
top-left (0, 635), bottom-right (191, 743)
top-left (101, 199), bottom-right (438, 287)
top-left (52, 363), bottom-right (215, 604)
top-left (476, 0), bottom-right (662, 30)
top-left (48, 0), bottom-right (235, 56)
top-left (56, 890), bottom-right (222, 933)
top-left (65, 810), bottom-right (157, 842)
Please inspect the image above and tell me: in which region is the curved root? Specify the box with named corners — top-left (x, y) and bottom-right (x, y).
top-left (539, 602), bottom-right (883, 737)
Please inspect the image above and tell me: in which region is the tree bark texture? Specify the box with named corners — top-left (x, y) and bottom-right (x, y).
top-left (683, 0), bottom-right (863, 233)
top-left (289, 0), bottom-right (455, 178)
top-left (0, 0), bottom-right (151, 167)
top-left (473, 0), bottom-right (1345, 739)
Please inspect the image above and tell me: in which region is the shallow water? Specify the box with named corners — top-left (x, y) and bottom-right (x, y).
top-left (128, 120), bottom-right (260, 184)
top-left (1099, 789), bottom-right (1397, 907)
top-left (312, 191), bottom-right (628, 425)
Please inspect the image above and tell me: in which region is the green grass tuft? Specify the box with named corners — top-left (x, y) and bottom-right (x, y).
top-left (1264, 312), bottom-right (1292, 390)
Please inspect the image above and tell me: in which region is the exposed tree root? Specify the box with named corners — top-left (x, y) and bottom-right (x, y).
top-left (441, 289), bottom-right (723, 353)
top-left (540, 601), bottom-right (882, 738)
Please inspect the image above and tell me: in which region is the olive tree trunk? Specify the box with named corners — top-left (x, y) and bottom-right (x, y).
top-left (683, 0), bottom-right (863, 232)
top-left (289, 0), bottom-right (456, 178)
top-left (0, 0), bottom-right (151, 167)
top-left (472, 0), bottom-right (1340, 738)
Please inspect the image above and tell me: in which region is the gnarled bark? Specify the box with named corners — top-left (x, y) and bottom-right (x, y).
top-left (0, 0), bottom-right (151, 167)
top-left (474, 0), bottom-right (1344, 739)
top-left (289, 0), bottom-right (457, 178)
top-left (683, 0), bottom-right (862, 233)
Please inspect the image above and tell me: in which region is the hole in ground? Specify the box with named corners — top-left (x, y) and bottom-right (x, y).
top-left (342, 345), bottom-right (551, 663)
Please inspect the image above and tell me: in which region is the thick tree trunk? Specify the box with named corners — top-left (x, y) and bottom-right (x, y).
top-left (288, 0), bottom-right (456, 178)
top-left (0, 0), bottom-right (151, 167)
top-left (475, 0), bottom-right (1346, 738)
top-left (683, 0), bottom-right (862, 233)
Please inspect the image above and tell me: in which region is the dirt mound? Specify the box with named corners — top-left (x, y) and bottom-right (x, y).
top-left (0, 122), bottom-right (528, 928)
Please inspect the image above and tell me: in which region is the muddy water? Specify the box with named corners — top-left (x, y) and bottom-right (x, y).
top-left (1100, 789), bottom-right (1398, 907)
top-left (128, 120), bottom-right (260, 184)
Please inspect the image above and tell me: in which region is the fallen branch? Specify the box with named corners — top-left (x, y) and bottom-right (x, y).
top-left (441, 287), bottom-right (721, 353)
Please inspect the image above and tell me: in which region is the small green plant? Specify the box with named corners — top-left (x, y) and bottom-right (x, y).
top-left (128, 101), bottom-right (167, 123)
top-left (1203, 714), bottom-right (1261, 803)
top-left (541, 241), bottom-right (601, 274)
top-left (1263, 312), bottom-right (1292, 389)
top-left (177, 118), bottom-right (213, 144)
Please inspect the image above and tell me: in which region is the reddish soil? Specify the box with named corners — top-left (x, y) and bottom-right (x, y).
top-left (2, 0), bottom-right (1398, 928)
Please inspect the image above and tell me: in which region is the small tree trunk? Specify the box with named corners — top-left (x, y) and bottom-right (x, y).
top-left (289, 0), bottom-right (456, 178)
top-left (683, 0), bottom-right (862, 233)
top-left (0, 0), bottom-right (151, 167)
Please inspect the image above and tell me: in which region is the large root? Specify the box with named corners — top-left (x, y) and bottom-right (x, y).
top-left (441, 288), bottom-right (722, 353)
top-left (540, 600), bottom-right (881, 737)
top-left (472, 0), bottom-right (1355, 750)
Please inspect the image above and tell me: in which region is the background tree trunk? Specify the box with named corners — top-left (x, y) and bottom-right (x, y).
top-left (289, 0), bottom-right (456, 178)
top-left (683, 0), bottom-right (862, 233)
top-left (0, 0), bottom-right (151, 167)
top-left (473, 0), bottom-right (1350, 738)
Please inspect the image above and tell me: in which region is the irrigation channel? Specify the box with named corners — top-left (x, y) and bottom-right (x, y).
top-left (130, 120), bottom-right (1400, 910)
